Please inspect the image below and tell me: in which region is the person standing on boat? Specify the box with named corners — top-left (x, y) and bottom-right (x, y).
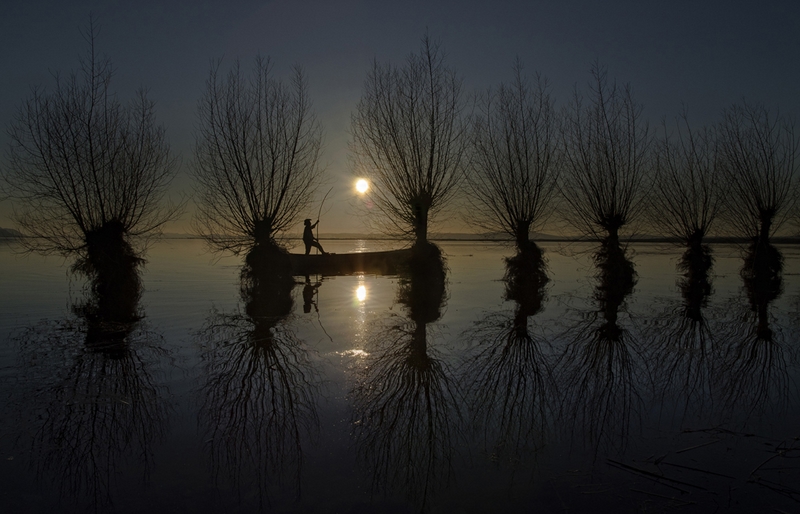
top-left (303, 219), bottom-right (327, 255)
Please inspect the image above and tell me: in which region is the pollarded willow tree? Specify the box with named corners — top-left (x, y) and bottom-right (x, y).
top-left (192, 57), bottom-right (323, 255)
top-left (717, 102), bottom-right (798, 244)
top-left (649, 111), bottom-right (721, 250)
top-left (3, 23), bottom-right (178, 276)
top-left (466, 61), bottom-right (560, 252)
top-left (351, 36), bottom-right (469, 247)
top-left (560, 64), bottom-right (650, 242)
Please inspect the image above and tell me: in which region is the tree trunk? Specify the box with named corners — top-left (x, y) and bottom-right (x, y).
top-left (412, 196), bottom-right (431, 245)
top-left (514, 221), bottom-right (532, 251)
top-left (758, 213), bottom-right (773, 246)
top-left (606, 224), bottom-right (620, 246)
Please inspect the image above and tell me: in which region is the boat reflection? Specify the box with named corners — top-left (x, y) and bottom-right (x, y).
top-left (556, 237), bottom-right (642, 453)
top-left (11, 264), bottom-right (169, 511)
top-left (461, 244), bottom-right (555, 466)
top-left (350, 243), bottom-right (462, 509)
top-left (196, 249), bottom-right (320, 507)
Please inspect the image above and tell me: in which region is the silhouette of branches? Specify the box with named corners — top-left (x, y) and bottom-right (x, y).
top-left (649, 111), bottom-right (721, 246)
top-left (351, 246), bottom-right (461, 509)
top-left (646, 122), bottom-right (721, 415)
top-left (718, 102), bottom-right (798, 242)
top-left (556, 239), bottom-right (643, 453)
top-left (193, 57), bottom-right (323, 254)
top-left (466, 61), bottom-right (561, 249)
top-left (351, 35), bottom-right (468, 244)
top-left (648, 246), bottom-right (718, 419)
top-left (196, 265), bottom-right (319, 508)
top-left (3, 20), bottom-right (178, 265)
top-left (715, 243), bottom-right (793, 418)
top-left (461, 245), bottom-right (555, 465)
top-left (11, 277), bottom-right (169, 511)
top-left (560, 64), bottom-right (650, 240)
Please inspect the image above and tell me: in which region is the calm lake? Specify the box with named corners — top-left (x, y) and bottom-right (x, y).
top-left (1, 238), bottom-right (799, 513)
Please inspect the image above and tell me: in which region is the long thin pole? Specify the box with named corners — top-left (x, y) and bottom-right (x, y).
top-left (315, 186), bottom-right (334, 254)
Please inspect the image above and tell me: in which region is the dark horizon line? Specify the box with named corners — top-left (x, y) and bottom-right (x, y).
top-left (4, 232), bottom-right (800, 245)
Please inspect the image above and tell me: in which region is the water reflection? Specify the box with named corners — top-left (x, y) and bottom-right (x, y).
top-left (351, 243), bottom-right (462, 509)
top-left (461, 244), bottom-right (554, 466)
top-left (196, 248), bottom-right (320, 507)
top-left (302, 274), bottom-right (322, 313)
top-left (356, 284), bottom-right (367, 302)
top-left (3, 239), bottom-right (800, 511)
top-left (716, 242), bottom-right (792, 417)
top-left (11, 265), bottom-right (169, 510)
top-left (649, 245), bottom-right (717, 418)
top-left (556, 237), bottom-right (642, 452)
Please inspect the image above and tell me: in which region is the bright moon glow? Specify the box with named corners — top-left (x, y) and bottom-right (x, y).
top-left (355, 179), bottom-right (369, 194)
top-left (356, 285), bottom-right (367, 302)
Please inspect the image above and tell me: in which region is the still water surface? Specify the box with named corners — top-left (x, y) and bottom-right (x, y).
top-left (1, 239), bottom-right (799, 513)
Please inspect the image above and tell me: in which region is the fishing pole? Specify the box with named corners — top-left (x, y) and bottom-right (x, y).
top-left (313, 186), bottom-right (335, 341)
top-left (315, 186), bottom-right (334, 254)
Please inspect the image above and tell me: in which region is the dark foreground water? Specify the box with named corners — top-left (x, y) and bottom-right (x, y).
top-left (1, 239), bottom-right (798, 513)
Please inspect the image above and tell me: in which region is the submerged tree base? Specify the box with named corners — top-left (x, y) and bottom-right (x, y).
top-left (594, 237), bottom-right (637, 331)
top-left (679, 243), bottom-right (713, 277)
top-left (71, 221), bottom-right (144, 326)
top-left (742, 240), bottom-right (783, 291)
top-left (504, 242), bottom-right (548, 317)
top-left (678, 245), bottom-right (714, 322)
top-left (241, 241), bottom-right (294, 319)
top-left (396, 242), bottom-right (448, 325)
top-left (742, 240), bottom-right (783, 341)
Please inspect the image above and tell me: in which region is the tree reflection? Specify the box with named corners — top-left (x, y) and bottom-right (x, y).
top-left (716, 242), bottom-right (791, 417)
top-left (196, 247), bottom-right (320, 507)
top-left (557, 238), bottom-right (641, 452)
top-left (461, 244), bottom-right (554, 465)
top-left (351, 243), bottom-right (461, 509)
top-left (13, 264), bottom-right (169, 511)
top-left (649, 245), bottom-right (717, 418)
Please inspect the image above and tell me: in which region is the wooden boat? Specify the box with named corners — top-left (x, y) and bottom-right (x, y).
top-left (289, 248), bottom-right (412, 276)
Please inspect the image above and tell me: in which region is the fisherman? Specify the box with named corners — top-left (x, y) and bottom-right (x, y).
top-left (302, 274), bottom-right (321, 313)
top-left (303, 219), bottom-right (327, 255)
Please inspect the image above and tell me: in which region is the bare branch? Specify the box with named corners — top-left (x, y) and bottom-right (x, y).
top-left (559, 63), bottom-right (650, 240)
top-left (192, 57), bottom-right (323, 254)
top-left (465, 60), bottom-right (561, 249)
top-left (3, 26), bottom-right (178, 261)
top-left (648, 109), bottom-right (721, 246)
top-left (351, 35), bottom-right (468, 245)
top-left (717, 101), bottom-right (798, 242)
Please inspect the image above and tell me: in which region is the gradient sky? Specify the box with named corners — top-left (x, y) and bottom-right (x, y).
top-left (1, 0), bottom-right (798, 235)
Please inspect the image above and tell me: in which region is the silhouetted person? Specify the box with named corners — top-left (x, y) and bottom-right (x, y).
top-left (303, 275), bottom-right (321, 313)
top-left (303, 219), bottom-right (327, 255)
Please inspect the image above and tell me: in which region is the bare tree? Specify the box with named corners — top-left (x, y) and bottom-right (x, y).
top-left (3, 22), bottom-right (178, 272)
top-left (648, 111), bottom-right (721, 248)
top-left (560, 64), bottom-right (650, 241)
top-left (466, 61), bottom-right (560, 250)
top-left (351, 35), bottom-right (468, 246)
top-left (717, 102), bottom-right (798, 243)
top-left (192, 57), bottom-right (323, 254)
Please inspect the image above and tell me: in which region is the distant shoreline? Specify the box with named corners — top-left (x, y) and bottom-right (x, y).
top-left (4, 229), bottom-right (799, 245)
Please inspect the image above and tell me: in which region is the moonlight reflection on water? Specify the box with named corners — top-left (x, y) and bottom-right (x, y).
top-left (1, 239), bottom-right (799, 513)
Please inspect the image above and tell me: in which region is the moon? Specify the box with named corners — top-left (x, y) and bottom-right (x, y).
top-left (355, 179), bottom-right (369, 194)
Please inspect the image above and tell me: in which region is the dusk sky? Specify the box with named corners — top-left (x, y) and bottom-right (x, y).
top-left (1, 0), bottom-right (798, 235)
